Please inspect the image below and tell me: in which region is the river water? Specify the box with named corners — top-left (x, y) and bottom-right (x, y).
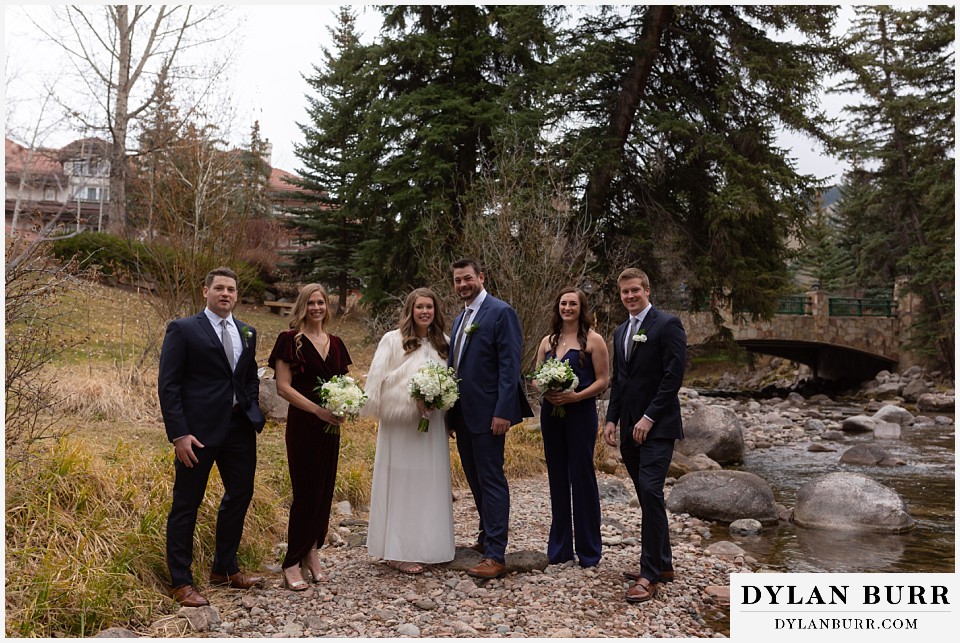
top-left (698, 397), bottom-right (955, 574)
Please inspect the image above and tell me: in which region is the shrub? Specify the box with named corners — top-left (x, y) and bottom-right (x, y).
top-left (50, 232), bottom-right (150, 279)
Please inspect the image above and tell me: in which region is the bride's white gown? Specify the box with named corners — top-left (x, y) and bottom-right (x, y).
top-left (362, 330), bottom-right (455, 563)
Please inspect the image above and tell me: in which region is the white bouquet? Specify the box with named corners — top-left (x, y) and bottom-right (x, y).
top-left (532, 357), bottom-right (579, 418)
top-left (315, 375), bottom-right (368, 434)
top-left (409, 361), bottom-right (460, 432)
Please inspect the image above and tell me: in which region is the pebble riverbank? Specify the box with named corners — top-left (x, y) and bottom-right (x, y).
top-left (139, 379), bottom-right (952, 638)
top-left (146, 469), bottom-right (738, 638)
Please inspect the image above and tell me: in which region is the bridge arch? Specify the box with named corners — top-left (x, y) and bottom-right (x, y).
top-left (673, 290), bottom-right (900, 382)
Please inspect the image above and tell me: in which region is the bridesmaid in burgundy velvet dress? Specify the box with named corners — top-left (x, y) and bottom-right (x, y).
top-left (270, 284), bottom-right (352, 590)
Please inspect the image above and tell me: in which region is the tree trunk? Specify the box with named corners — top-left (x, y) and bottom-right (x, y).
top-left (107, 6), bottom-right (132, 237)
top-left (583, 5), bottom-right (674, 220)
top-left (336, 270), bottom-right (349, 318)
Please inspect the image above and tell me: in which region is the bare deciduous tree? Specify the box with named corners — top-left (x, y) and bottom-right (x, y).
top-left (132, 119), bottom-right (260, 328)
top-left (27, 5), bottom-right (237, 236)
top-left (423, 138), bottom-right (594, 372)
top-left (4, 240), bottom-right (92, 455)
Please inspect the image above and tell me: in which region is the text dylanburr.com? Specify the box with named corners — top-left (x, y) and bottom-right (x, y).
top-left (731, 573), bottom-right (956, 640)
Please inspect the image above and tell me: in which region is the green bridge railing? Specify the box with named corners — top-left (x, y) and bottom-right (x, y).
top-left (828, 298), bottom-right (894, 317)
top-left (776, 296), bottom-right (810, 315)
top-left (683, 295), bottom-right (895, 317)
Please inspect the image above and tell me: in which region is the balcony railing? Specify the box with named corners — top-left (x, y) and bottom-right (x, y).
top-left (828, 298), bottom-right (894, 317)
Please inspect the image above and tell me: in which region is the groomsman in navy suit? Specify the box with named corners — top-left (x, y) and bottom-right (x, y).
top-left (603, 267), bottom-right (686, 604)
top-left (446, 257), bottom-right (532, 579)
top-left (158, 267), bottom-right (267, 607)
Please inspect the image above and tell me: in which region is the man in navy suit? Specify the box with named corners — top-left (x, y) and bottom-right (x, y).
top-left (158, 267), bottom-right (267, 607)
top-left (603, 267), bottom-right (686, 604)
top-left (446, 257), bottom-right (531, 579)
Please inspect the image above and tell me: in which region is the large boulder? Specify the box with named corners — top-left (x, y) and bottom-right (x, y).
top-left (675, 404), bottom-right (746, 465)
top-left (258, 377), bottom-right (289, 420)
top-left (666, 470), bottom-right (779, 525)
top-left (917, 393), bottom-right (955, 413)
top-left (793, 472), bottom-right (915, 533)
top-left (841, 415), bottom-right (876, 433)
top-left (872, 404), bottom-right (914, 427)
top-left (668, 451), bottom-right (696, 478)
top-left (874, 381), bottom-right (903, 399)
top-left (901, 378), bottom-right (931, 402)
top-left (839, 444), bottom-right (891, 465)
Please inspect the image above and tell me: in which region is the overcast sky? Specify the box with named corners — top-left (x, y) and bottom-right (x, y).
top-left (4, 4), bottom-right (852, 183)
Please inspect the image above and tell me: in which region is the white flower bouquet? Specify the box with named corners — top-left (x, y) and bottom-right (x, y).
top-left (532, 357), bottom-right (579, 418)
top-left (409, 361), bottom-right (460, 432)
top-left (315, 375), bottom-right (368, 434)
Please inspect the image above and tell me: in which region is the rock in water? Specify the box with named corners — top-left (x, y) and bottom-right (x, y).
top-left (793, 472), bottom-right (915, 533)
top-left (666, 470), bottom-right (778, 524)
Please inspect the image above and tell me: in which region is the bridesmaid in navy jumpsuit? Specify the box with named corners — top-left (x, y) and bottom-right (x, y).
top-left (534, 287), bottom-right (610, 567)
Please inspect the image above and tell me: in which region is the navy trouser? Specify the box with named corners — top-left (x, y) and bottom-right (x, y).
top-left (620, 436), bottom-right (674, 583)
top-left (541, 398), bottom-right (602, 567)
top-left (452, 412), bottom-right (510, 563)
top-left (166, 414), bottom-right (257, 588)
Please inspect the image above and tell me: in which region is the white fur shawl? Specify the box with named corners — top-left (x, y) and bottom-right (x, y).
top-left (361, 329), bottom-right (446, 426)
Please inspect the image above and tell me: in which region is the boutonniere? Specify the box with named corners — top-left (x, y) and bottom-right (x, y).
top-left (632, 328), bottom-right (647, 343)
top-left (240, 325), bottom-right (254, 347)
top-left (465, 322), bottom-right (480, 336)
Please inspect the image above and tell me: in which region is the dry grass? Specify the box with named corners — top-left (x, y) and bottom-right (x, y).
top-left (5, 280), bottom-right (554, 637)
top-left (4, 437), bottom-right (288, 637)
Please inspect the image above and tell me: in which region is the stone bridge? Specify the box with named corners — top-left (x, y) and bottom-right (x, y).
top-left (669, 290), bottom-right (907, 382)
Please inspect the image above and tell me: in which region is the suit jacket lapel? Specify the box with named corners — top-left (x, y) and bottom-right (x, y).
top-left (197, 312), bottom-right (234, 372)
top-left (196, 313), bottom-right (221, 350)
top-left (611, 320), bottom-right (624, 365)
top-left (452, 310), bottom-right (465, 338)
top-left (462, 299), bottom-right (490, 361)
top-left (235, 320), bottom-right (252, 369)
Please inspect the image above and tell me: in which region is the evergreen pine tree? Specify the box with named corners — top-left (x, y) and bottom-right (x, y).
top-left (559, 5), bottom-right (839, 318)
top-left (288, 7), bottom-right (371, 315)
top-left (832, 5), bottom-right (954, 371)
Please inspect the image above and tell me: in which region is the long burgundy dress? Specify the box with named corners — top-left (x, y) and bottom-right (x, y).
top-left (268, 329), bottom-right (352, 569)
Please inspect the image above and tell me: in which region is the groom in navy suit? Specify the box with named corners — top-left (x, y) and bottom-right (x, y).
top-left (603, 267), bottom-right (686, 604)
top-left (158, 266), bottom-right (267, 607)
top-left (446, 257), bottom-right (531, 579)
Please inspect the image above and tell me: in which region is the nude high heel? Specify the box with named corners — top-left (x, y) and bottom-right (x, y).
top-left (281, 566), bottom-right (309, 592)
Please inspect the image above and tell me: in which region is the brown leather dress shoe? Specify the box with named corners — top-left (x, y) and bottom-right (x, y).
top-left (624, 568), bottom-right (675, 583)
top-left (467, 557), bottom-right (507, 579)
top-left (172, 584), bottom-right (209, 607)
top-left (626, 577), bottom-right (658, 603)
top-left (209, 571), bottom-right (265, 589)
top-left (468, 543), bottom-right (485, 554)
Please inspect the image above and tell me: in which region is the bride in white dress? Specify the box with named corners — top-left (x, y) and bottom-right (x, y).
top-left (362, 288), bottom-right (455, 573)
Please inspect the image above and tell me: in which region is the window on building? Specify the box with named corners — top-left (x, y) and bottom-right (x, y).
top-left (72, 186), bottom-right (109, 202)
top-left (67, 158), bottom-right (110, 177)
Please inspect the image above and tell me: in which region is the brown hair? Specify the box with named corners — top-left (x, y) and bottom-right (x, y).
top-left (399, 288), bottom-right (449, 358)
top-left (451, 257), bottom-right (483, 275)
top-left (205, 266), bottom-right (238, 288)
top-left (548, 287), bottom-right (592, 354)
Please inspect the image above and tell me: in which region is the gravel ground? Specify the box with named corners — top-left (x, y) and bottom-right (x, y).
top-left (150, 471), bottom-right (738, 638)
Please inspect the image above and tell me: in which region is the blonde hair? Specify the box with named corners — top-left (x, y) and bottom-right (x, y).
top-left (289, 283), bottom-right (329, 356)
top-left (617, 268), bottom-right (650, 289)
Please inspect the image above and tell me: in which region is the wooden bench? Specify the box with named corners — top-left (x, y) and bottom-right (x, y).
top-left (264, 301), bottom-right (295, 316)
